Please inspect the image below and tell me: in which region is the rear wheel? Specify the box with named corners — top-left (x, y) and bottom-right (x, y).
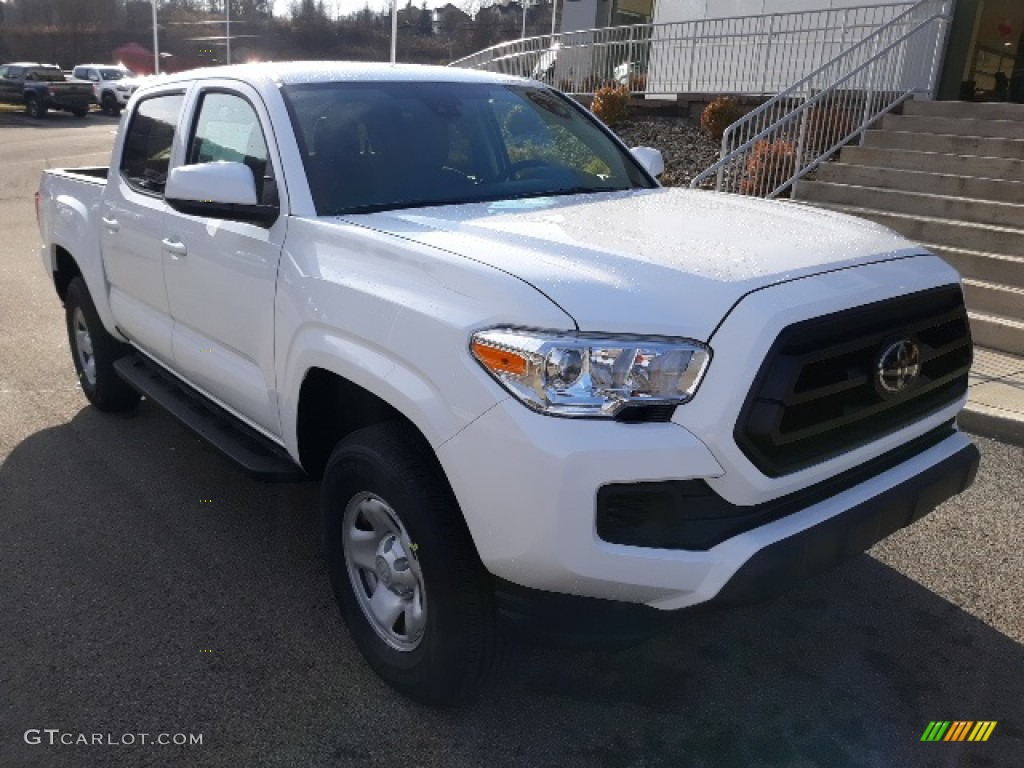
top-left (26, 96), bottom-right (46, 119)
top-left (322, 422), bottom-right (500, 704)
top-left (65, 277), bottom-right (139, 412)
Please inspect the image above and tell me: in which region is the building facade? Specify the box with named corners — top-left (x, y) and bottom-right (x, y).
top-left (557, 0), bottom-right (1023, 101)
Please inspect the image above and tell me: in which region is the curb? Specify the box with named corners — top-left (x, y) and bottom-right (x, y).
top-left (959, 402), bottom-right (1024, 447)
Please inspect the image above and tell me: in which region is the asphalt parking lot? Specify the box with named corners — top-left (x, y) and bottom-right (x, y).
top-left (1, 105), bottom-right (1022, 768)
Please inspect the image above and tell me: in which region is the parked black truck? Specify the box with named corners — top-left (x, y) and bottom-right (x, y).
top-left (0, 63), bottom-right (93, 118)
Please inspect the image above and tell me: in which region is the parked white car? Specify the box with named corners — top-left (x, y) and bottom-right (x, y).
top-left (71, 64), bottom-right (142, 114)
top-left (36, 62), bottom-right (979, 703)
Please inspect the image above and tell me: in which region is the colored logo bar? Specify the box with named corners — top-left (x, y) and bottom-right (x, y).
top-left (921, 721), bottom-right (997, 742)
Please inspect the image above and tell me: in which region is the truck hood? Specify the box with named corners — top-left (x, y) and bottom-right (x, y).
top-left (346, 188), bottom-right (918, 339)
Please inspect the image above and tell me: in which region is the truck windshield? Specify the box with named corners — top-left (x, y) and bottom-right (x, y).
top-left (26, 68), bottom-right (66, 82)
top-left (282, 81), bottom-right (655, 216)
top-left (100, 68), bottom-right (133, 80)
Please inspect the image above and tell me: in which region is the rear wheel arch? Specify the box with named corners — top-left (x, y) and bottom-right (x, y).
top-left (53, 245), bottom-right (82, 303)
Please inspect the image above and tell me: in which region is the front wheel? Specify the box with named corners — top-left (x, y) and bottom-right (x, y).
top-left (322, 422), bottom-right (500, 704)
top-left (101, 94), bottom-right (120, 116)
top-left (65, 277), bottom-right (139, 412)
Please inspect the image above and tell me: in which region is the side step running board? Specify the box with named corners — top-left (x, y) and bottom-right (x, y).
top-left (114, 355), bottom-right (307, 482)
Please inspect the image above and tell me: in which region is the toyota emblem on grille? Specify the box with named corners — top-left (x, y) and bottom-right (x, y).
top-left (876, 339), bottom-right (921, 395)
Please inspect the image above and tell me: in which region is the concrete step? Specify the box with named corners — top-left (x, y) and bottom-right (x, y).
top-left (802, 203), bottom-right (1024, 259)
top-left (863, 130), bottom-right (1024, 160)
top-left (925, 245), bottom-right (1024, 290)
top-left (882, 113), bottom-right (1024, 139)
top-left (839, 146), bottom-right (1024, 182)
top-left (960, 347), bottom-right (1024, 447)
top-left (814, 163), bottom-right (1024, 203)
top-left (963, 279), bottom-right (1024, 323)
top-left (968, 311), bottom-right (1024, 357)
top-left (795, 181), bottom-right (1024, 228)
top-left (904, 100), bottom-right (1024, 122)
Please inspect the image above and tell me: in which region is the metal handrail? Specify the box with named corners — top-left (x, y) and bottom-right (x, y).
top-left (689, 0), bottom-right (953, 197)
top-left (450, 2), bottom-right (924, 96)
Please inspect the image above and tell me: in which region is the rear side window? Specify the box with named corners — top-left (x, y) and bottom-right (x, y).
top-left (120, 93), bottom-right (185, 195)
top-left (186, 91), bottom-right (277, 206)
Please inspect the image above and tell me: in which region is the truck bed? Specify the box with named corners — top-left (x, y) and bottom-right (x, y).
top-left (49, 166), bottom-right (108, 181)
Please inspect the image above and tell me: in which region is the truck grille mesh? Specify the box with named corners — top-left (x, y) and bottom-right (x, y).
top-left (735, 285), bottom-right (971, 476)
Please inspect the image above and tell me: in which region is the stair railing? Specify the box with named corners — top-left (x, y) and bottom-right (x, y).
top-left (689, 0), bottom-right (953, 198)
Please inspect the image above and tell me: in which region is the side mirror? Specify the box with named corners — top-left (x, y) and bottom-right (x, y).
top-left (165, 162), bottom-right (278, 226)
top-left (631, 146), bottom-right (664, 179)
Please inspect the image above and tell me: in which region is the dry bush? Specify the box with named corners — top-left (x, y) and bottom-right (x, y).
top-left (700, 96), bottom-right (744, 142)
top-left (628, 73), bottom-right (647, 93)
top-left (739, 139), bottom-right (797, 197)
top-left (591, 83), bottom-right (631, 126)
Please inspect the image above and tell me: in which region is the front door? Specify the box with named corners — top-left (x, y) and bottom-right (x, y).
top-left (162, 83), bottom-right (286, 437)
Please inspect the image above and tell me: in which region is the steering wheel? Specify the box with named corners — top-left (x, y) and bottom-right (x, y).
top-left (492, 159), bottom-right (552, 182)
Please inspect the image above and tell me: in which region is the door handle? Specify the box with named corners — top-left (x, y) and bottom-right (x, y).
top-left (101, 216), bottom-right (120, 232)
top-left (161, 238), bottom-right (187, 258)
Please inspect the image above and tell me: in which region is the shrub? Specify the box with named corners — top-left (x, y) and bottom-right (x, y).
top-left (739, 139), bottom-right (797, 197)
top-left (628, 73), bottom-right (647, 94)
top-left (591, 83), bottom-right (630, 126)
top-left (700, 96), bottom-right (744, 142)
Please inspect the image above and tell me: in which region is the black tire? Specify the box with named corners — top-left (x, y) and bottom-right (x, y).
top-left (322, 422), bottom-right (500, 705)
top-left (101, 94), bottom-right (119, 116)
top-left (26, 96), bottom-right (46, 119)
top-left (64, 277), bottom-right (140, 412)
top-left (72, 108), bottom-right (87, 118)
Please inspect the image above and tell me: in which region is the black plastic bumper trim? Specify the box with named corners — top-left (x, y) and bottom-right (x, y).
top-left (710, 440), bottom-right (980, 605)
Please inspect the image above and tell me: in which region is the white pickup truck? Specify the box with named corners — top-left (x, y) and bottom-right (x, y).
top-left (37, 62), bottom-right (979, 703)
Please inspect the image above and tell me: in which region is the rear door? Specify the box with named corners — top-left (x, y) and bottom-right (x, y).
top-left (100, 87), bottom-right (187, 363)
top-left (0, 66), bottom-right (22, 104)
top-left (162, 81), bottom-right (287, 436)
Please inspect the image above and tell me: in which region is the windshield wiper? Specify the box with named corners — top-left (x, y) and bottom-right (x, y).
top-left (327, 188), bottom-right (631, 217)
top-left (502, 186), bottom-right (630, 201)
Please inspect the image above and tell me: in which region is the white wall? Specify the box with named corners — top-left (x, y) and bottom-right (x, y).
top-left (646, 0), bottom-right (934, 95)
top-left (651, 0), bottom-right (900, 24)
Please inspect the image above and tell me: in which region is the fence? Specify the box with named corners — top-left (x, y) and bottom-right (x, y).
top-left (450, 2), bottom-right (928, 96)
top-left (688, 0), bottom-right (953, 197)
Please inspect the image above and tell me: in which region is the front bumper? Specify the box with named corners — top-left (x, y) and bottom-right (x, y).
top-left (711, 436), bottom-right (978, 603)
top-left (438, 397), bottom-right (977, 612)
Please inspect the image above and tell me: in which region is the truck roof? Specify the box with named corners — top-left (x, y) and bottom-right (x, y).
top-left (148, 61), bottom-right (529, 89)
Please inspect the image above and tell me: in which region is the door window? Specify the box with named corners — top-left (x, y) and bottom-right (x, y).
top-left (120, 93), bottom-right (185, 195)
top-left (187, 91), bottom-right (277, 206)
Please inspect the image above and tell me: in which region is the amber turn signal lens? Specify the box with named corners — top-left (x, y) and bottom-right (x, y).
top-left (472, 341), bottom-right (528, 377)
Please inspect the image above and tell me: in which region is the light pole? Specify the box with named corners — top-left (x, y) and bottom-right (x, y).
top-left (551, 0), bottom-right (559, 36)
top-left (390, 0), bottom-right (398, 63)
top-left (521, 1), bottom-right (527, 39)
top-left (225, 0), bottom-right (231, 65)
top-left (151, 0), bottom-right (160, 74)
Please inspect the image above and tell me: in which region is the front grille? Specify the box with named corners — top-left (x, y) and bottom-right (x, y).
top-left (735, 285), bottom-right (972, 476)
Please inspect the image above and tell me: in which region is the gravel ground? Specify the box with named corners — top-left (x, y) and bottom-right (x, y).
top-left (613, 116), bottom-right (720, 187)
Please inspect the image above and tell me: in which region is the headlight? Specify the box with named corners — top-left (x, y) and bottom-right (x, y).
top-left (471, 328), bottom-right (711, 420)
top-left (115, 85), bottom-right (130, 92)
